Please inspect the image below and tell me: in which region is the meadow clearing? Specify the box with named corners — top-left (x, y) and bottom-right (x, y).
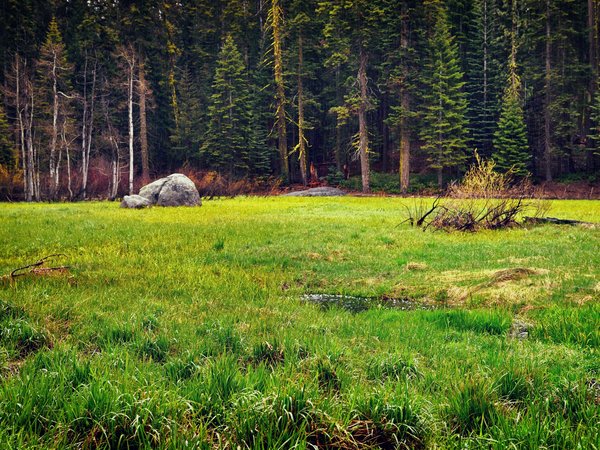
top-left (0, 198), bottom-right (598, 449)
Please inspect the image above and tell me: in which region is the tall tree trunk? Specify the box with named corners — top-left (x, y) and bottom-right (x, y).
top-left (138, 55), bottom-right (150, 184)
top-left (297, 33), bottom-right (308, 186)
top-left (588, 0), bottom-right (598, 171)
top-left (399, 10), bottom-right (411, 194)
top-left (358, 46), bottom-right (370, 193)
top-left (62, 121), bottom-right (73, 200)
top-left (50, 50), bottom-right (60, 199)
top-left (334, 66), bottom-right (342, 171)
top-left (128, 65), bottom-right (134, 195)
top-left (544, 0), bottom-right (553, 181)
top-left (81, 55), bottom-right (96, 200)
top-left (14, 55), bottom-right (31, 201)
top-left (271, 0), bottom-right (288, 180)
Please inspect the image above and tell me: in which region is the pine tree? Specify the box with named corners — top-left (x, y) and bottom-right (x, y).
top-left (200, 35), bottom-right (253, 176)
top-left (494, 53), bottom-right (529, 176)
top-left (465, 0), bottom-right (503, 157)
top-left (269, 0), bottom-right (289, 180)
top-left (170, 65), bottom-right (203, 166)
top-left (420, 0), bottom-right (469, 188)
top-left (319, 0), bottom-right (386, 193)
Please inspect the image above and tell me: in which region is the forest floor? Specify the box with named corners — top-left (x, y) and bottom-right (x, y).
top-left (0, 198), bottom-right (598, 449)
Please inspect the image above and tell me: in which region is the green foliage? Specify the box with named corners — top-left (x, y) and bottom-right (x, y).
top-left (0, 200), bottom-right (598, 447)
top-left (420, 0), bottom-right (469, 184)
top-left (200, 35), bottom-right (254, 176)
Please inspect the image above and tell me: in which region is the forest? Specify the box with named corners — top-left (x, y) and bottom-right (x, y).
top-left (1, 0), bottom-right (600, 200)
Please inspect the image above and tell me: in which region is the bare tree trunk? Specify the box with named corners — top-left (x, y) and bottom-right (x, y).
top-left (26, 76), bottom-right (36, 201)
top-left (588, 0), bottom-right (598, 171)
top-left (14, 55), bottom-right (30, 201)
top-left (399, 10), bottom-right (411, 194)
top-left (138, 55), bottom-right (149, 184)
top-left (50, 51), bottom-right (59, 199)
top-left (358, 46), bottom-right (370, 193)
top-left (297, 33), bottom-right (308, 186)
top-left (544, 0), bottom-right (553, 182)
top-left (128, 64), bottom-right (134, 195)
top-left (62, 122), bottom-right (73, 200)
top-left (271, 0), bottom-right (288, 180)
top-left (334, 66), bottom-right (342, 172)
top-left (80, 54), bottom-right (96, 199)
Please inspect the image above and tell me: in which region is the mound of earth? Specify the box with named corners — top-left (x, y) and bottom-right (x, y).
top-left (282, 187), bottom-right (347, 197)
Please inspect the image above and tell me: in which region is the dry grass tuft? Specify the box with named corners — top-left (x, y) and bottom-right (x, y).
top-left (406, 262), bottom-right (428, 271)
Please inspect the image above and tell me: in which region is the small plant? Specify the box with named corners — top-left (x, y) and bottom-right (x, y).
top-left (445, 378), bottom-right (498, 435)
top-left (316, 357), bottom-right (341, 392)
top-left (367, 354), bottom-right (421, 382)
top-left (250, 340), bottom-right (285, 368)
top-left (137, 336), bottom-right (170, 362)
top-left (212, 237), bottom-right (225, 252)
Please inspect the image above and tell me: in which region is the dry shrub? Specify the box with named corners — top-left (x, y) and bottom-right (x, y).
top-left (0, 166), bottom-right (22, 200)
top-left (181, 168), bottom-right (282, 198)
top-left (408, 154), bottom-right (551, 232)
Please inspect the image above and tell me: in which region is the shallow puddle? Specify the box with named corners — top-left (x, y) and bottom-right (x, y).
top-left (301, 293), bottom-right (438, 313)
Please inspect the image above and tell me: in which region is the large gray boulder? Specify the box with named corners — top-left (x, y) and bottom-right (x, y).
top-left (138, 173), bottom-right (201, 206)
top-left (282, 187), bottom-right (347, 197)
top-left (120, 194), bottom-right (152, 209)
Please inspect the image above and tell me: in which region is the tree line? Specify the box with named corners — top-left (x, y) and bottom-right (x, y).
top-left (0, 0), bottom-right (599, 200)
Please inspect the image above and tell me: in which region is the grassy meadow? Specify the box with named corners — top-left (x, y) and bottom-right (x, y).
top-left (0, 197), bottom-right (598, 449)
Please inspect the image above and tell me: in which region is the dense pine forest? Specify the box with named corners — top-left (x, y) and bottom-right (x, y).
top-left (1, 0), bottom-right (600, 200)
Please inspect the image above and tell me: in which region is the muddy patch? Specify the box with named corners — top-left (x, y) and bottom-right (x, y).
top-left (301, 294), bottom-right (438, 313)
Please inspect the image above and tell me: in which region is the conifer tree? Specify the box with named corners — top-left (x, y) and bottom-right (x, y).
top-left (200, 35), bottom-right (253, 176)
top-left (465, 0), bottom-right (503, 157)
top-left (494, 48), bottom-right (529, 175)
top-left (420, 0), bottom-right (469, 188)
top-left (170, 65), bottom-right (203, 166)
top-left (269, 0), bottom-right (289, 180)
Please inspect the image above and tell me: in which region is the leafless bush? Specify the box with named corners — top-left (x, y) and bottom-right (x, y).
top-left (408, 154), bottom-right (551, 232)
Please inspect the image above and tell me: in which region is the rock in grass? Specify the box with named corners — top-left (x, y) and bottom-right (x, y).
top-left (282, 187), bottom-right (346, 197)
top-left (138, 173), bottom-right (201, 207)
top-left (120, 195), bottom-right (152, 209)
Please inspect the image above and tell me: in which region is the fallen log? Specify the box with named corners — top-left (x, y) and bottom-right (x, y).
top-left (523, 216), bottom-right (598, 227)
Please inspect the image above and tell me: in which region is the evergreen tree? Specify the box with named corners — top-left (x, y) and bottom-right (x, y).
top-left (170, 65), bottom-right (203, 165)
top-left (319, 0), bottom-right (386, 193)
top-left (465, 0), bottom-right (503, 157)
top-left (420, 0), bottom-right (469, 188)
top-left (200, 35), bottom-right (253, 176)
top-left (494, 53), bottom-right (529, 176)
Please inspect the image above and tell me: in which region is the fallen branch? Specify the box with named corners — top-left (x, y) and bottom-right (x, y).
top-left (2, 254), bottom-right (70, 284)
top-left (523, 216), bottom-right (597, 227)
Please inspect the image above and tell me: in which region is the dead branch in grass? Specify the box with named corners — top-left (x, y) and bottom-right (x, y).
top-left (1, 254), bottom-right (70, 285)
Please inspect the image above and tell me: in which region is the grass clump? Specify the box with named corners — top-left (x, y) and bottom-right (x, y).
top-left (427, 309), bottom-right (513, 335)
top-left (444, 378), bottom-right (499, 436)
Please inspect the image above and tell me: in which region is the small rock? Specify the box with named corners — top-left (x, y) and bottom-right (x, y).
top-left (509, 319), bottom-right (532, 340)
top-left (120, 195), bottom-right (152, 209)
top-left (282, 187), bottom-right (347, 197)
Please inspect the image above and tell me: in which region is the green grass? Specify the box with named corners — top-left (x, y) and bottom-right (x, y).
top-left (0, 197), bottom-right (598, 449)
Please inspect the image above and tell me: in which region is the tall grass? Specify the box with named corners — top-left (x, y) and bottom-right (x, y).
top-left (0, 198), bottom-right (597, 448)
